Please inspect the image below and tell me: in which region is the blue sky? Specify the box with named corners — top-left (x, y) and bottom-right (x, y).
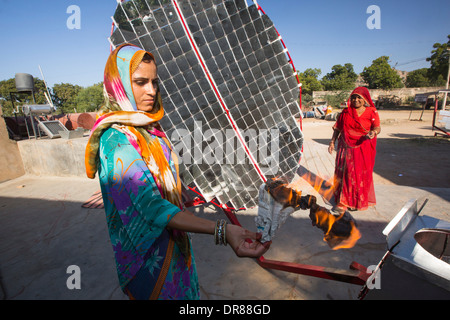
top-left (0, 0), bottom-right (448, 88)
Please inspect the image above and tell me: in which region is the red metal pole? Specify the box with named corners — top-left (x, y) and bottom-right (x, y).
top-left (432, 94), bottom-right (438, 130)
top-left (257, 256), bottom-right (370, 286)
top-left (220, 205), bottom-right (371, 286)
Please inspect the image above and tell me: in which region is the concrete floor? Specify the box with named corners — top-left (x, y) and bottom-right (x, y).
top-left (1, 137), bottom-right (449, 300)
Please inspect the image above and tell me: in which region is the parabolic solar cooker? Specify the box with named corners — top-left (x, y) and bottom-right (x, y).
top-left (109, 0), bottom-right (304, 210)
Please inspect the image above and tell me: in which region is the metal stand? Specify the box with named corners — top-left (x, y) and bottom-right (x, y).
top-left (415, 89), bottom-right (450, 137)
top-left (432, 92), bottom-right (450, 137)
top-left (10, 91), bottom-right (38, 139)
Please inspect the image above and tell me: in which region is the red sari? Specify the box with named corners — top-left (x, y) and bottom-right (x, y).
top-left (333, 88), bottom-right (380, 211)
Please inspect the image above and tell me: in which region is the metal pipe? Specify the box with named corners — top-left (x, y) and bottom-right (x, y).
top-left (257, 256), bottom-right (370, 285)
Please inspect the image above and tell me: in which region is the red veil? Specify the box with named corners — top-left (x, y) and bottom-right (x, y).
top-left (333, 87), bottom-right (379, 210)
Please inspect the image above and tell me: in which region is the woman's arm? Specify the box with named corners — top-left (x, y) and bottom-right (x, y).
top-left (168, 210), bottom-right (271, 258)
top-left (367, 110), bottom-right (381, 139)
top-left (328, 128), bottom-right (340, 154)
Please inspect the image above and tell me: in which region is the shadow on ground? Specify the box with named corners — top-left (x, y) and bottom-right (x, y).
top-left (312, 137), bottom-right (450, 189)
top-left (0, 196), bottom-right (125, 300)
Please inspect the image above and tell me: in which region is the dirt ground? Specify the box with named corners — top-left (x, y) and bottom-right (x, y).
top-left (301, 109), bottom-right (450, 188)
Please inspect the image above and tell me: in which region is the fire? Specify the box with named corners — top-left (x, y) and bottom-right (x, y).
top-left (309, 206), bottom-right (362, 250)
top-left (265, 176), bottom-right (362, 250)
top-left (296, 166), bottom-right (337, 202)
top-left (265, 177), bottom-right (303, 208)
top-left (333, 221), bottom-right (361, 250)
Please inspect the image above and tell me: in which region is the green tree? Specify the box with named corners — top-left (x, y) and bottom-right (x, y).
top-left (74, 82), bottom-right (104, 112)
top-left (361, 56), bottom-right (404, 89)
top-left (321, 63), bottom-right (358, 91)
top-left (52, 83), bottom-right (82, 114)
top-left (426, 35), bottom-right (449, 84)
top-left (405, 68), bottom-right (431, 88)
top-left (297, 68), bottom-right (323, 95)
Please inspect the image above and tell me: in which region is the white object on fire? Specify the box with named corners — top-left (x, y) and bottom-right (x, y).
top-left (255, 183), bottom-right (295, 243)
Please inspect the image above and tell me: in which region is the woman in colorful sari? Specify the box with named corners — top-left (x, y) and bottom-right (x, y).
top-left (85, 43), bottom-right (270, 300)
top-left (328, 87), bottom-right (381, 212)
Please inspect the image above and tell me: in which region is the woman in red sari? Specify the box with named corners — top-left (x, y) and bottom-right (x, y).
top-left (328, 87), bottom-right (381, 212)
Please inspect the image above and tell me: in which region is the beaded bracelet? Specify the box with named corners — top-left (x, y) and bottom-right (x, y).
top-left (214, 219), bottom-right (228, 246)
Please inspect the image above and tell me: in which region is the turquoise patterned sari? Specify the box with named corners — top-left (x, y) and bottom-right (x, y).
top-left (98, 127), bottom-right (200, 300)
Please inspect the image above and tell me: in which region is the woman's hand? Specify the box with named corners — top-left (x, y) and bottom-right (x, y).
top-left (169, 211), bottom-right (271, 258)
top-left (226, 224), bottom-right (271, 258)
top-left (367, 127), bottom-right (380, 140)
top-left (328, 141), bottom-right (335, 154)
top-left (367, 130), bottom-right (377, 139)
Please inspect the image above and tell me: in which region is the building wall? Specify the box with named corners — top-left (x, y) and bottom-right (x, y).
top-left (313, 86), bottom-right (446, 103)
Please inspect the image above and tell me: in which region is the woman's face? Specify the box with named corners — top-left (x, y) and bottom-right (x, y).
top-left (350, 94), bottom-right (365, 109)
top-left (131, 60), bottom-right (158, 112)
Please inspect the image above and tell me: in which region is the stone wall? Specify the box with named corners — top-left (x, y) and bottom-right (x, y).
top-left (0, 107), bottom-right (25, 183)
top-left (312, 86), bottom-right (446, 103)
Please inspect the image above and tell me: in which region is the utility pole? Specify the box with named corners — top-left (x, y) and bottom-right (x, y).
top-left (442, 48), bottom-right (450, 110)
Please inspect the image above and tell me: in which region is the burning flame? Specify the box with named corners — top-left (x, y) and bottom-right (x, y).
top-left (265, 177), bottom-right (302, 208)
top-left (297, 166), bottom-right (337, 203)
top-left (310, 207), bottom-right (361, 250)
top-left (267, 172), bottom-right (362, 250)
top-left (333, 222), bottom-right (361, 250)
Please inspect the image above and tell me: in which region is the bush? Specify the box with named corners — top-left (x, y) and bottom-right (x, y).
top-left (324, 90), bottom-right (351, 108)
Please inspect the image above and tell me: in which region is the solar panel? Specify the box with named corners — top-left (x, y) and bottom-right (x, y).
top-left (38, 120), bottom-right (68, 139)
top-left (109, 0), bottom-right (303, 209)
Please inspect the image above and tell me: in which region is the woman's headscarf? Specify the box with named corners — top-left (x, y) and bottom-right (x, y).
top-left (347, 87), bottom-right (375, 109)
top-left (102, 43), bottom-right (163, 113)
top-left (85, 43), bottom-right (182, 208)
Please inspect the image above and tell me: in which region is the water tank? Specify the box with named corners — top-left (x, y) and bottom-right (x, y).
top-left (22, 104), bottom-right (53, 115)
top-left (15, 73), bottom-right (35, 92)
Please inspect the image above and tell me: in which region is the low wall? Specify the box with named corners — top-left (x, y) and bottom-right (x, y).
top-left (0, 108), bottom-right (25, 183)
top-left (313, 86), bottom-right (446, 103)
top-left (17, 136), bottom-right (89, 178)
top-left (0, 107), bottom-right (94, 180)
